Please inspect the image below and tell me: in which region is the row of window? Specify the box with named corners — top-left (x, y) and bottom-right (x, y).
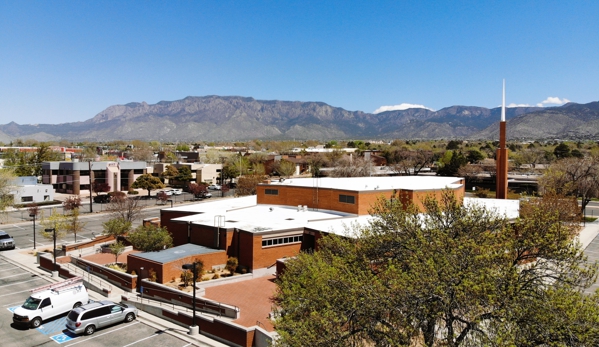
top-left (264, 189), bottom-right (355, 205)
top-left (262, 235), bottom-right (303, 247)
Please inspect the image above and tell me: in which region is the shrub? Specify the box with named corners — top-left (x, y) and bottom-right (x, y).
top-left (131, 270), bottom-right (137, 276)
top-left (226, 257), bottom-right (238, 275)
top-left (213, 273), bottom-right (220, 279)
top-left (128, 190), bottom-right (139, 195)
top-left (148, 268), bottom-right (157, 282)
top-left (474, 188), bottom-right (490, 198)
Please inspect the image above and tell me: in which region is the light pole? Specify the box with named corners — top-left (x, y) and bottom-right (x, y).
top-left (45, 228), bottom-right (57, 277)
top-left (182, 262), bottom-right (198, 335)
top-left (29, 213), bottom-right (36, 250)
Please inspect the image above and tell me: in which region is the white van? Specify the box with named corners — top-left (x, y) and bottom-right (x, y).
top-left (13, 277), bottom-right (89, 328)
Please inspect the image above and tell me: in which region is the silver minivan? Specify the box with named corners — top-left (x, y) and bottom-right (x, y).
top-left (65, 300), bottom-right (137, 335)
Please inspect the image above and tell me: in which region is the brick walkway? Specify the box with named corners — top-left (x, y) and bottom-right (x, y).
top-left (203, 276), bottom-right (277, 331)
top-left (80, 249), bottom-right (140, 265)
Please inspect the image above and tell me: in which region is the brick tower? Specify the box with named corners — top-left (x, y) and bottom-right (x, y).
top-left (496, 80), bottom-right (508, 199)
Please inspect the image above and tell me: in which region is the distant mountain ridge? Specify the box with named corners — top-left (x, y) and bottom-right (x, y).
top-left (1, 96), bottom-right (597, 142)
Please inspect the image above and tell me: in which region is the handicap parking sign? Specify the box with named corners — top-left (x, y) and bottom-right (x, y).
top-left (51, 333), bottom-right (77, 344)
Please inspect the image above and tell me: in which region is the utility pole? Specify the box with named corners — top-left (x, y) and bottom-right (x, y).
top-left (88, 160), bottom-right (93, 213)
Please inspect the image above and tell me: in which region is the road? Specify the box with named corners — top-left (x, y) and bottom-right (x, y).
top-left (0, 191), bottom-right (226, 251)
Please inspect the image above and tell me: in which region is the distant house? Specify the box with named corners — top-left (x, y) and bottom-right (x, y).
top-left (8, 176), bottom-right (54, 204)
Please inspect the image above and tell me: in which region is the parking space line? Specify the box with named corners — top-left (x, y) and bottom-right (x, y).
top-left (0, 273), bottom-right (33, 280)
top-left (64, 321), bottom-right (140, 346)
top-left (121, 330), bottom-right (163, 347)
top-left (0, 267), bottom-right (19, 273)
top-left (0, 289), bottom-right (34, 298)
top-left (3, 301), bottom-right (25, 307)
top-left (0, 278), bottom-right (40, 288)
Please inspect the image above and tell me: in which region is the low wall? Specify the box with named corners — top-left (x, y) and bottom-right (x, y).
top-left (72, 257), bottom-right (137, 291)
top-left (62, 234), bottom-right (115, 253)
top-left (122, 296), bottom-right (272, 347)
top-left (137, 279), bottom-right (238, 318)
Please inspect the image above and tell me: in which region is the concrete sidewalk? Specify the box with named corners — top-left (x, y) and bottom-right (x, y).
top-left (576, 218), bottom-right (599, 250)
top-left (0, 247), bottom-right (228, 347)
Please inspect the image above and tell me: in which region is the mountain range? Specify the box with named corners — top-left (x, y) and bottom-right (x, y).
top-left (1, 96), bottom-right (598, 142)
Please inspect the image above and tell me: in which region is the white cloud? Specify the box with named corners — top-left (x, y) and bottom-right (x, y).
top-left (373, 103), bottom-right (435, 114)
top-left (539, 96), bottom-right (570, 106)
top-left (507, 103), bottom-right (531, 108)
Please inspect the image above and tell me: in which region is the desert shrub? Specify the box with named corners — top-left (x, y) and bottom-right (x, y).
top-left (474, 188), bottom-right (490, 198)
top-left (213, 273), bottom-right (220, 279)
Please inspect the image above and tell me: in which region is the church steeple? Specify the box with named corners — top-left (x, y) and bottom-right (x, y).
top-left (496, 80), bottom-right (508, 199)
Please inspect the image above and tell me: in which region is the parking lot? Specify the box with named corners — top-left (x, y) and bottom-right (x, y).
top-left (0, 256), bottom-right (202, 347)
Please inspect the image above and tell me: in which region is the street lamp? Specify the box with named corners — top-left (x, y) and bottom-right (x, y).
top-left (45, 228), bottom-right (57, 277)
top-left (29, 213), bottom-right (36, 250)
top-left (182, 262), bottom-right (198, 335)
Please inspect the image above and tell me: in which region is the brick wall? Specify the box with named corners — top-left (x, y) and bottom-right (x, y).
top-left (128, 251), bottom-right (227, 284)
top-left (73, 257), bottom-right (138, 290)
top-left (251, 237), bottom-right (300, 270)
top-left (160, 210), bottom-right (201, 246)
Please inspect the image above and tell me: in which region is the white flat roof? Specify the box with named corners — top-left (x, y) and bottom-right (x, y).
top-left (263, 176), bottom-right (464, 191)
top-left (172, 203), bottom-right (357, 233)
top-left (464, 197), bottom-right (520, 220)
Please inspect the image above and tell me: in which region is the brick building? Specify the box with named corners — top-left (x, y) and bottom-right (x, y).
top-left (131, 176), bottom-right (478, 283)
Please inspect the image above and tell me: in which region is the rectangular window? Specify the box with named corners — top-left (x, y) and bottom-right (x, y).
top-left (44, 195), bottom-right (50, 201)
top-left (339, 194), bottom-right (355, 204)
top-left (134, 169), bottom-right (144, 174)
top-left (265, 189), bottom-right (278, 195)
top-left (262, 234), bottom-right (304, 248)
top-left (21, 196), bottom-right (33, 202)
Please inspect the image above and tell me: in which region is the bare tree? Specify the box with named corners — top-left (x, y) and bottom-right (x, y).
top-left (107, 194), bottom-right (144, 223)
top-left (457, 164), bottom-right (483, 186)
top-left (388, 149), bottom-right (434, 176)
top-left (330, 156), bottom-right (373, 177)
top-left (539, 157), bottom-right (599, 215)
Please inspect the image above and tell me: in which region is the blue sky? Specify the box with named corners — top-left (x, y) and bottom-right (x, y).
top-left (1, 0), bottom-right (598, 124)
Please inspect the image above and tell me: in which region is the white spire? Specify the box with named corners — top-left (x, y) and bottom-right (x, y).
top-left (501, 79), bottom-right (506, 122)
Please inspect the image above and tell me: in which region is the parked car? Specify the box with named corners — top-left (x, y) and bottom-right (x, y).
top-left (93, 195), bottom-right (111, 204)
top-left (65, 300), bottom-right (138, 335)
top-left (13, 277), bottom-right (89, 328)
top-left (0, 231), bottom-right (15, 250)
top-left (159, 190), bottom-right (173, 196)
top-left (168, 188), bottom-right (183, 195)
top-left (208, 184), bottom-right (222, 190)
top-left (194, 191), bottom-right (212, 200)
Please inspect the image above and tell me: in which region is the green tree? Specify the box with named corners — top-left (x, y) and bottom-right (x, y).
top-left (65, 207), bottom-right (86, 243)
top-left (102, 217), bottom-right (132, 239)
top-left (436, 150), bottom-right (467, 176)
top-left (466, 149), bottom-right (485, 163)
top-left (175, 165), bottom-right (193, 185)
top-left (109, 241), bottom-right (126, 265)
top-left (554, 142), bottom-right (572, 158)
top-left (160, 165), bottom-right (179, 181)
top-left (3, 143), bottom-right (62, 177)
top-left (274, 191), bottom-right (599, 346)
top-left (0, 170), bottom-right (15, 216)
top-left (127, 224), bottom-right (173, 252)
top-left (131, 174), bottom-right (165, 197)
top-left (276, 159), bottom-right (296, 178)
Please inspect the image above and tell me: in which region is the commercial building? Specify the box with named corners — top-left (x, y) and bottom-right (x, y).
top-left (126, 175), bottom-right (518, 284)
top-left (41, 161), bottom-right (147, 195)
top-left (8, 176), bottom-right (55, 204)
